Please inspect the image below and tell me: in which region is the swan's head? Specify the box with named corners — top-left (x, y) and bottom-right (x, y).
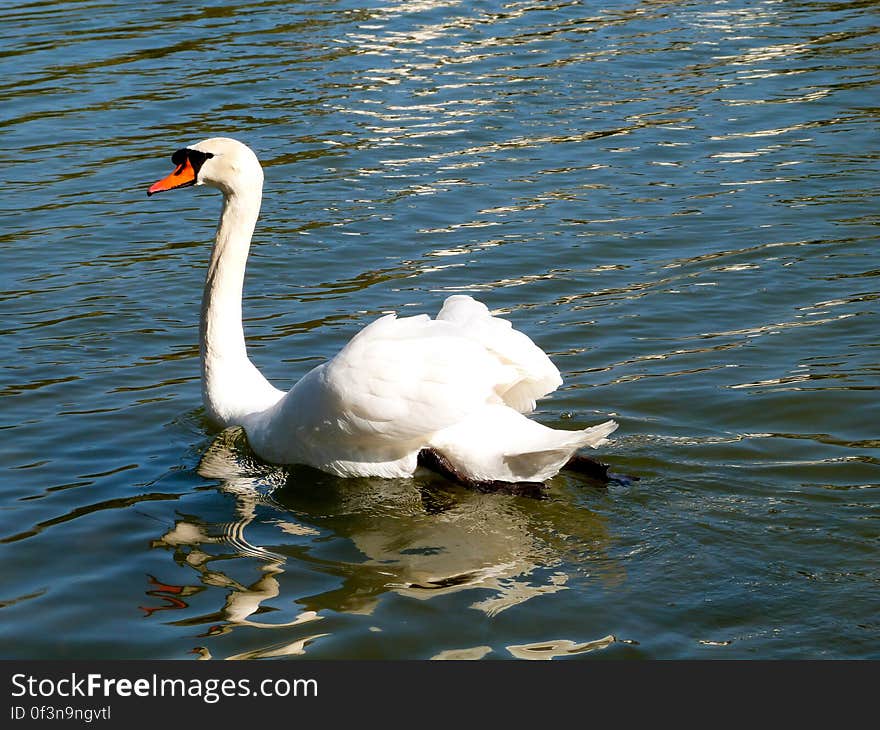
top-left (147, 137), bottom-right (263, 197)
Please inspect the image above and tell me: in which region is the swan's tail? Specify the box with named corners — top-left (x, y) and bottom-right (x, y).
top-left (428, 406), bottom-right (618, 484)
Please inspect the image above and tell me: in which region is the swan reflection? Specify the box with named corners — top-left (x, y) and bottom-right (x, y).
top-left (147, 428), bottom-right (621, 659)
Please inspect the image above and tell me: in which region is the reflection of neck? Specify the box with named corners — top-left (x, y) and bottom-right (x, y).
top-left (200, 186), bottom-right (281, 425)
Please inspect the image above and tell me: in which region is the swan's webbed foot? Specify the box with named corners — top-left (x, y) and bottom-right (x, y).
top-left (417, 449), bottom-right (545, 499)
top-left (562, 454), bottom-right (610, 482)
top-left (562, 454), bottom-right (639, 487)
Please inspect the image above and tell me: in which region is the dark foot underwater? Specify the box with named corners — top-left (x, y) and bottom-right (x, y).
top-left (417, 449), bottom-right (637, 498)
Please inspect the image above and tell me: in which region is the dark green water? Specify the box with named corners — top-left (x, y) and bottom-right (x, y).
top-left (1, 0), bottom-right (878, 660)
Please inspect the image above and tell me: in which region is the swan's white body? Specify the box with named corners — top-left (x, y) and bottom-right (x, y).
top-left (149, 137), bottom-right (617, 483)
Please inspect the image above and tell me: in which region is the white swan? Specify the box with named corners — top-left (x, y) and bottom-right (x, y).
top-left (147, 137), bottom-right (617, 486)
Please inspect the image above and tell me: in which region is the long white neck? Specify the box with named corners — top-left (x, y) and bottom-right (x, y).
top-left (200, 185), bottom-right (282, 426)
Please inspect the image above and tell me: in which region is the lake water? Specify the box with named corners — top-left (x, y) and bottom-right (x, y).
top-left (1, 0), bottom-right (878, 660)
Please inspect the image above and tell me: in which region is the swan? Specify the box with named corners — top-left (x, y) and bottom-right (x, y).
top-left (147, 137), bottom-right (617, 488)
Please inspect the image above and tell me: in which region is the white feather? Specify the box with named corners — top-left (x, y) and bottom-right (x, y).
top-left (436, 295), bottom-right (563, 413)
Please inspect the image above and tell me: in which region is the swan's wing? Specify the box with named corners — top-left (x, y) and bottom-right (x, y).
top-left (321, 295), bottom-right (563, 442)
top-left (436, 295), bottom-right (562, 413)
top-left (323, 311), bottom-right (521, 442)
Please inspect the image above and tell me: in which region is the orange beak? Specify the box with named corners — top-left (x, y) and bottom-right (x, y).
top-left (147, 157), bottom-right (197, 196)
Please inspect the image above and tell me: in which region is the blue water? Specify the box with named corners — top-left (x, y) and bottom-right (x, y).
top-left (1, 0), bottom-right (878, 660)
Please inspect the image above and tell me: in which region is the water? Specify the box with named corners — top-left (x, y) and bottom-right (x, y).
top-left (1, 0), bottom-right (878, 660)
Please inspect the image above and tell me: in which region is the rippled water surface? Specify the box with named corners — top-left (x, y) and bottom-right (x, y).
top-left (2, 0), bottom-right (878, 659)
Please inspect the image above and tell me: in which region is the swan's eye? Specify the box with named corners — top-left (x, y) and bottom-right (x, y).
top-left (188, 150), bottom-right (215, 174)
top-left (171, 148), bottom-right (215, 170)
